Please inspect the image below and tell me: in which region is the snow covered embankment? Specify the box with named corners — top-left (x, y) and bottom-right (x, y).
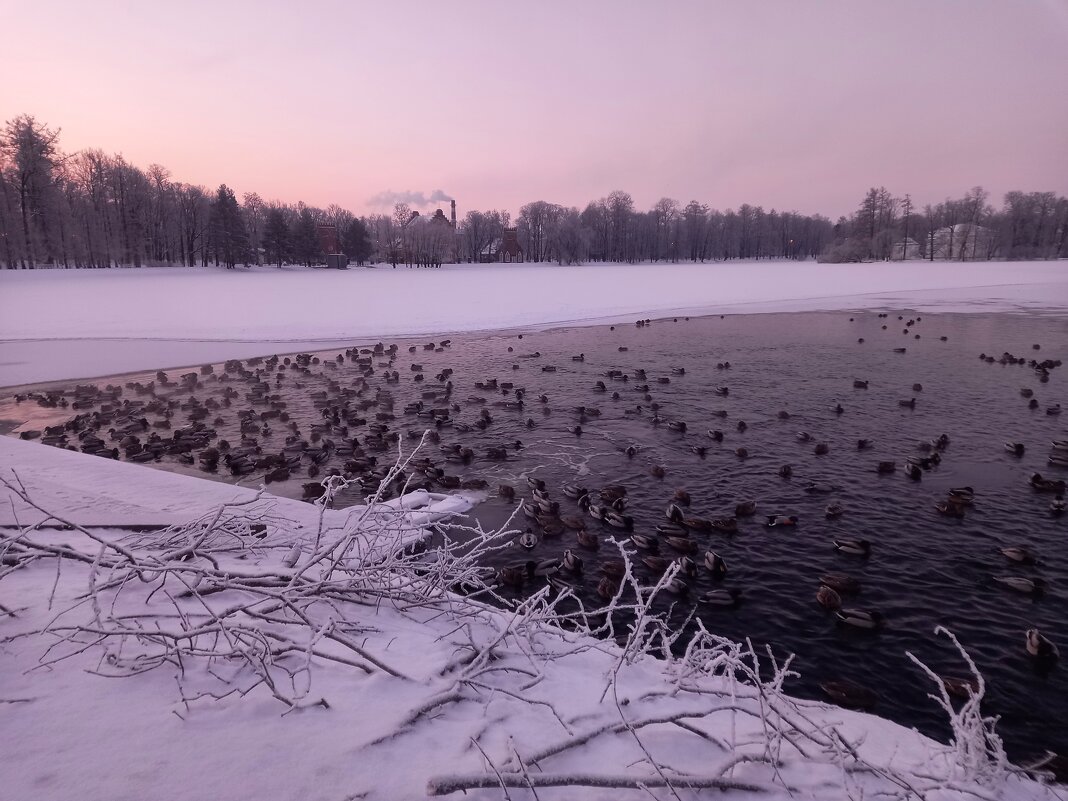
top-left (0, 436), bottom-right (1061, 801)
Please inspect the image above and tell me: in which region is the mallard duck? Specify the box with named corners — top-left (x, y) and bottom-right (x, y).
top-left (1026, 629), bottom-right (1059, 661)
top-left (853, 379), bottom-right (869, 389)
top-left (821, 679), bottom-right (877, 709)
top-left (674, 556), bottom-right (698, 577)
top-left (816, 585), bottom-right (842, 610)
top-left (714, 386), bottom-right (729, 396)
top-left (992, 576), bottom-right (1045, 595)
top-left (630, 533), bottom-right (659, 551)
top-left (834, 539), bottom-right (871, 556)
top-left (819, 573), bottom-right (861, 594)
top-left (1030, 473), bottom-right (1067, 493)
top-left (1047, 404), bottom-right (1062, 416)
top-left (905, 463), bottom-right (923, 481)
top-left (836, 608), bottom-right (885, 629)
top-left (711, 517), bottom-right (738, 534)
top-left (562, 483), bottom-right (588, 499)
top-left (935, 500), bottom-right (966, 518)
top-left (1005, 442), bottom-right (1026, 457)
top-left (735, 447), bottom-right (749, 458)
top-left (778, 464), bottom-right (793, 479)
top-left (561, 549), bottom-right (583, 574)
top-left (664, 577), bottom-right (689, 595)
top-left (825, 503), bottom-right (844, 519)
top-left (527, 558), bottom-right (560, 577)
top-left (668, 420), bottom-right (687, 433)
top-left (1000, 546), bottom-right (1037, 565)
top-left (576, 528), bottom-right (600, 549)
top-left (734, 500), bottom-right (756, 517)
top-left (805, 481), bottom-right (836, 493)
top-left (666, 503), bottom-right (685, 523)
top-left (561, 515), bottom-right (587, 530)
top-left (1050, 497), bottom-right (1066, 515)
top-left (518, 531), bottom-right (539, 549)
top-left (497, 565), bottom-right (526, 588)
top-left (1051, 440), bottom-right (1068, 452)
top-left (899, 398), bottom-right (916, 409)
top-left (586, 502), bottom-right (607, 521)
top-left (796, 431), bottom-right (812, 442)
top-left (600, 559), bottom-right (626, 579)
top-left (704, 550), bottom-right (728, 578)
top-left (1049, 454), bottom-right (1068, 468)
top-left (948, 486), bottom-right (975, 503)
top-left (656, 522), bottom-right (689, 537)
top-left (700, 588), bottom-right (742, 607)
top-left (597, 576), bottom-right (621, 601)
top-left (665, 536), bottom-right (698, 554)
top-left (603, 509), bottom-right (633, 530)
top-left (708, 429), bottom-right (724, 442)
top-left (941, 676), bottom-right (979, 700)
top-left (642, 555), bottom-right (670, 573)
top-left (857, 438), bottom-right (873, 450)
top-left (766, 514), bottom-right (799, 527)
top-left (814, 442), bottom-right (829, 455)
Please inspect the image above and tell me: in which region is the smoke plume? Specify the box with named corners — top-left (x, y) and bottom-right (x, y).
top-left (367, 189), bottom-right (453, 208)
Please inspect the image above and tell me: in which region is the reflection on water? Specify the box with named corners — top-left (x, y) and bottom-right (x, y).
top-left (2, 309), bottom-right (1066, 761)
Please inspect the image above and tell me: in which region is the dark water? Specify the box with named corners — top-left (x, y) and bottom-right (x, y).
top-left (3, 309), bottom-right (1066, 760)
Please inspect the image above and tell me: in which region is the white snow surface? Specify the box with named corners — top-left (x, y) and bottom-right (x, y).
top-left (1, 436), bottom-right (1062, 801)
top-left (2, 260), bottom-right (1066, 387)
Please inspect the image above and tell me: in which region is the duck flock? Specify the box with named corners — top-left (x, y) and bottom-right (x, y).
top-left (4, 309), bottom-right (1066, 761)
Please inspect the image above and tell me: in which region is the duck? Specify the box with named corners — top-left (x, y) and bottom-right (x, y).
top-left (853, 379), bottom-right (869, 389)
top-left (948, 486), bottom-right (975, 503)
top-left (527, 557), bottom-right (560, 577)
top-left (804, 481), bottom-right (836, 494)
top-left (899, 398), bottom-right (916, 409)
top-left (642, 555), bottom-right (670, 573)
top-left (708, 429), bottom-right (725, 442)
top-left (935, 500), bottom-right (966, 518)
top-left (673, 489), bottom-right (692, 506)
top-left (1026, 629), bottom-right (1059, 661)
top-left (663, 577), bottom-right (689, 595)
top-left (819, 573), bottom-right (861, 594)
top-left (836, 609), bottom-right (885, 630)
top-left (1047, 404), bottom-right (1062, 416)
top-left (665, 536), bottom-right (698, 554)
top-left (1000, 546), bottom-right (1038, 565)
top-left (1051, 496), bottom-right (1066, 516)
top-left (766, 514), bottom-right (798, 527)
top-left (597, 576), bottom-right (621, 601)
top-left (940, 676), bottom-right (979, 700)
top-left (796, 431), bottom-right (812, 442)
top-left (561, 549), bottom-right (583, 574)
top-left (666, 503), bottom-right (685, 523)
top-left (857, 438), bottom-right (873, 450)
top-left (825, 503), bottom-right (844, 519)
top-left (603, 509), bottom-right (634, 530)
top-left (561, 483), bottom-right (588, 500)
top-left (814, 442), bottom-right (829, 456)
top-left (1050, 454), bottom-right (1068, 468)
top-left (820, 679), bottom-right (877, 709)
top-left (816, 585), bottom-right (842, 610)
top-left (905, 463), bottom-right (923, 481)
top-left (992, 576), bottom-right (1045, 596)
top-left (1052, 440), bottom-right (1068, 452)
top-left (734, 500), bottom-right (757, 517)
top-left (1030, 473), bottom-right (1067, 493)
top-left (496, 565), bottom-right (526, 588)
top-left (656, 522), bottom-right (689, 537)
top-left (710, 517), bottom-right (738, 534)
top-left (574, 526), bottom-right (601, 547)
top-left (1005, 442), bottom-right (1026, 457)
top-left (517, 531), bottom-right (539, 550)
top-left (630, 533), bottom-right (659, 551)
top-left (714, 386), bottom-right (729, 396)
top-left (704, 550), bottom-right (728, 578)
top-left (700, 588), bottom-right (742, 607)
top-left (834, 539), bottom-right (871, 556)
top-left (600, 559), bottom-right (627, 580)
top-left (778, 464), bottom-right (793, 479)
top-left (674, 555), bottom-right (698, 577)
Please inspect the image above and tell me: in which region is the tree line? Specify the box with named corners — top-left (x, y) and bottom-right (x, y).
top-left (2, 114), bottom-right (1064, 269)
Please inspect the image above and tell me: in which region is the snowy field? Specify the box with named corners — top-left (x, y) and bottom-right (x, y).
top-left (2, 435), bottom-right (1062, 801)
top-left (1, 259), bottom-right (1066, 388)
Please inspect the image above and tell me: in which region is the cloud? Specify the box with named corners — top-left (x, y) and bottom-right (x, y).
top-left (367, 189), bottom-right (453, 208)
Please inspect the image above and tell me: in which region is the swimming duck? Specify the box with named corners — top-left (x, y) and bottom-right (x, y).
top-left (704, 551), bottom-right (728, 578)
top-left (497, 565), bottom-right (526, 588)
top-left (935, 500), bottom-right (966, 518)
top-left (825, 503), bottom-right (844, 519)
top-left (1051, 496), bottom-right (1066, 516)
top-left (673, 489), bottom-right (692, 506)
top-left (575, 529), bottom-right (600, 549)
top-left (561, 549), bottom-right (583, 574)
top-left (1005, 442), bottom-right (1026, 457)
top-left (804, 481), bottom-right (836, 493)
top-left (711, 517), bottom-right (738, 534)
top-left (734, 500), bottom-right (757, 517)
top-left (518, 531), bottom-right (539, 550)
top-left (948, 486), bottom-right (975, 503)
top-left (778, 464), bottom-right (793, 479)
top-left (600, 559), bottom-right (627, 580)
top-left (940, 676), bottom-right (979, 700)
top-left (905, 463), bottom-right (923, 481)
top-left (700, 588), bottom-right (742, 607)
top-left (766, 514), bottom-right (799, 527)
top-left (821, 679), bottom-right (877, 709)
top-left (642, 555), bottom-right (670, 573)
top-left (597, 576), bottom-right (621, 601)
top-left (714, 386), bottom-right (729, 396)
top-left (674, 555), bottom-right (698, 577)
top-left (999, 546), bottom-right (1037, 565)
top-left (1052, 440), bottom-right (1068, 452)
top-left (1049, 454), bottom-right (1068, 468)
top-left (665, 536), bottom-right (698, 554)
top-left (1026, 629), bottom-right (1059, 661)
top-left (561, 483), bottom-right (588, 500)
top-left (603, 509), bottom-right (634, 530)
top-left (1030, 473), bottom-right (1067, 493)
top-left (666, 503), bottom-right (685, 523)
top-left (819, 573), bottom-right (861, 594)
top-left (853, 379), bottom-right (869, 389)
top-left (992, 576), bottom-right (1045, 596)
top-left (735, 447), bottom-right (749, 458)
top-left (796, 431), bottom-right (812, 442)
top-left (708, 429), bottom-right (725, 442)
top-left (834, 539), bottom-right (871, 556)
top-left (857, 439), bottom-right (874, 450)
top-left (630, 533), bottom-right (659, 551)
top-left (814, 442), bottom-right (829, 455)
top-left (816, 585), bottom-right (842, 610)
top-left (836, 609), bottom-right (885, 629)
top-left (1047, 404), bottom-right (1062, 416)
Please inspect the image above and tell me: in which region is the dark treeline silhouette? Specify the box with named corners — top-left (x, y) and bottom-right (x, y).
top-left (2, 115), bottom-right (1064, 269)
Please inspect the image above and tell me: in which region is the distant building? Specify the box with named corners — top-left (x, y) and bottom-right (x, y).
top-left (480, 227), bottom-right (524, 263)
top-left (892, 237), bottom-right (921, 260)
top-left (932, 223), bottom-right (993, 260)
top-left (316, 224), bottom-right (340, 254)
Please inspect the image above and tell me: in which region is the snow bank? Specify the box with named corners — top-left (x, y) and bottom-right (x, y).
top-left (1, 260), bottom-right (1066, 387)
top-left (0, 437), bottom-right (1061, 801)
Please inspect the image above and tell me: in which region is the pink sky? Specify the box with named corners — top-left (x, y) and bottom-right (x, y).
top-left (6, 1), bottom-right (1068, 220)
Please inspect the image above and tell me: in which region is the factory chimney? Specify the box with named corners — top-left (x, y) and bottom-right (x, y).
top-left (450, 199), bottom-right (456, 228)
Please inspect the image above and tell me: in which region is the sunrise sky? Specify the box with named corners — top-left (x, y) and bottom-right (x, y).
top-left (7, 0), bottom-right (1068, 219)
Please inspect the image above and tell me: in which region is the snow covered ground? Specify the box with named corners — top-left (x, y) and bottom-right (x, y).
top-left (2, 436), bottom-right (1061, 801)
top-left (1, 260), bottom-right (1066, 388)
